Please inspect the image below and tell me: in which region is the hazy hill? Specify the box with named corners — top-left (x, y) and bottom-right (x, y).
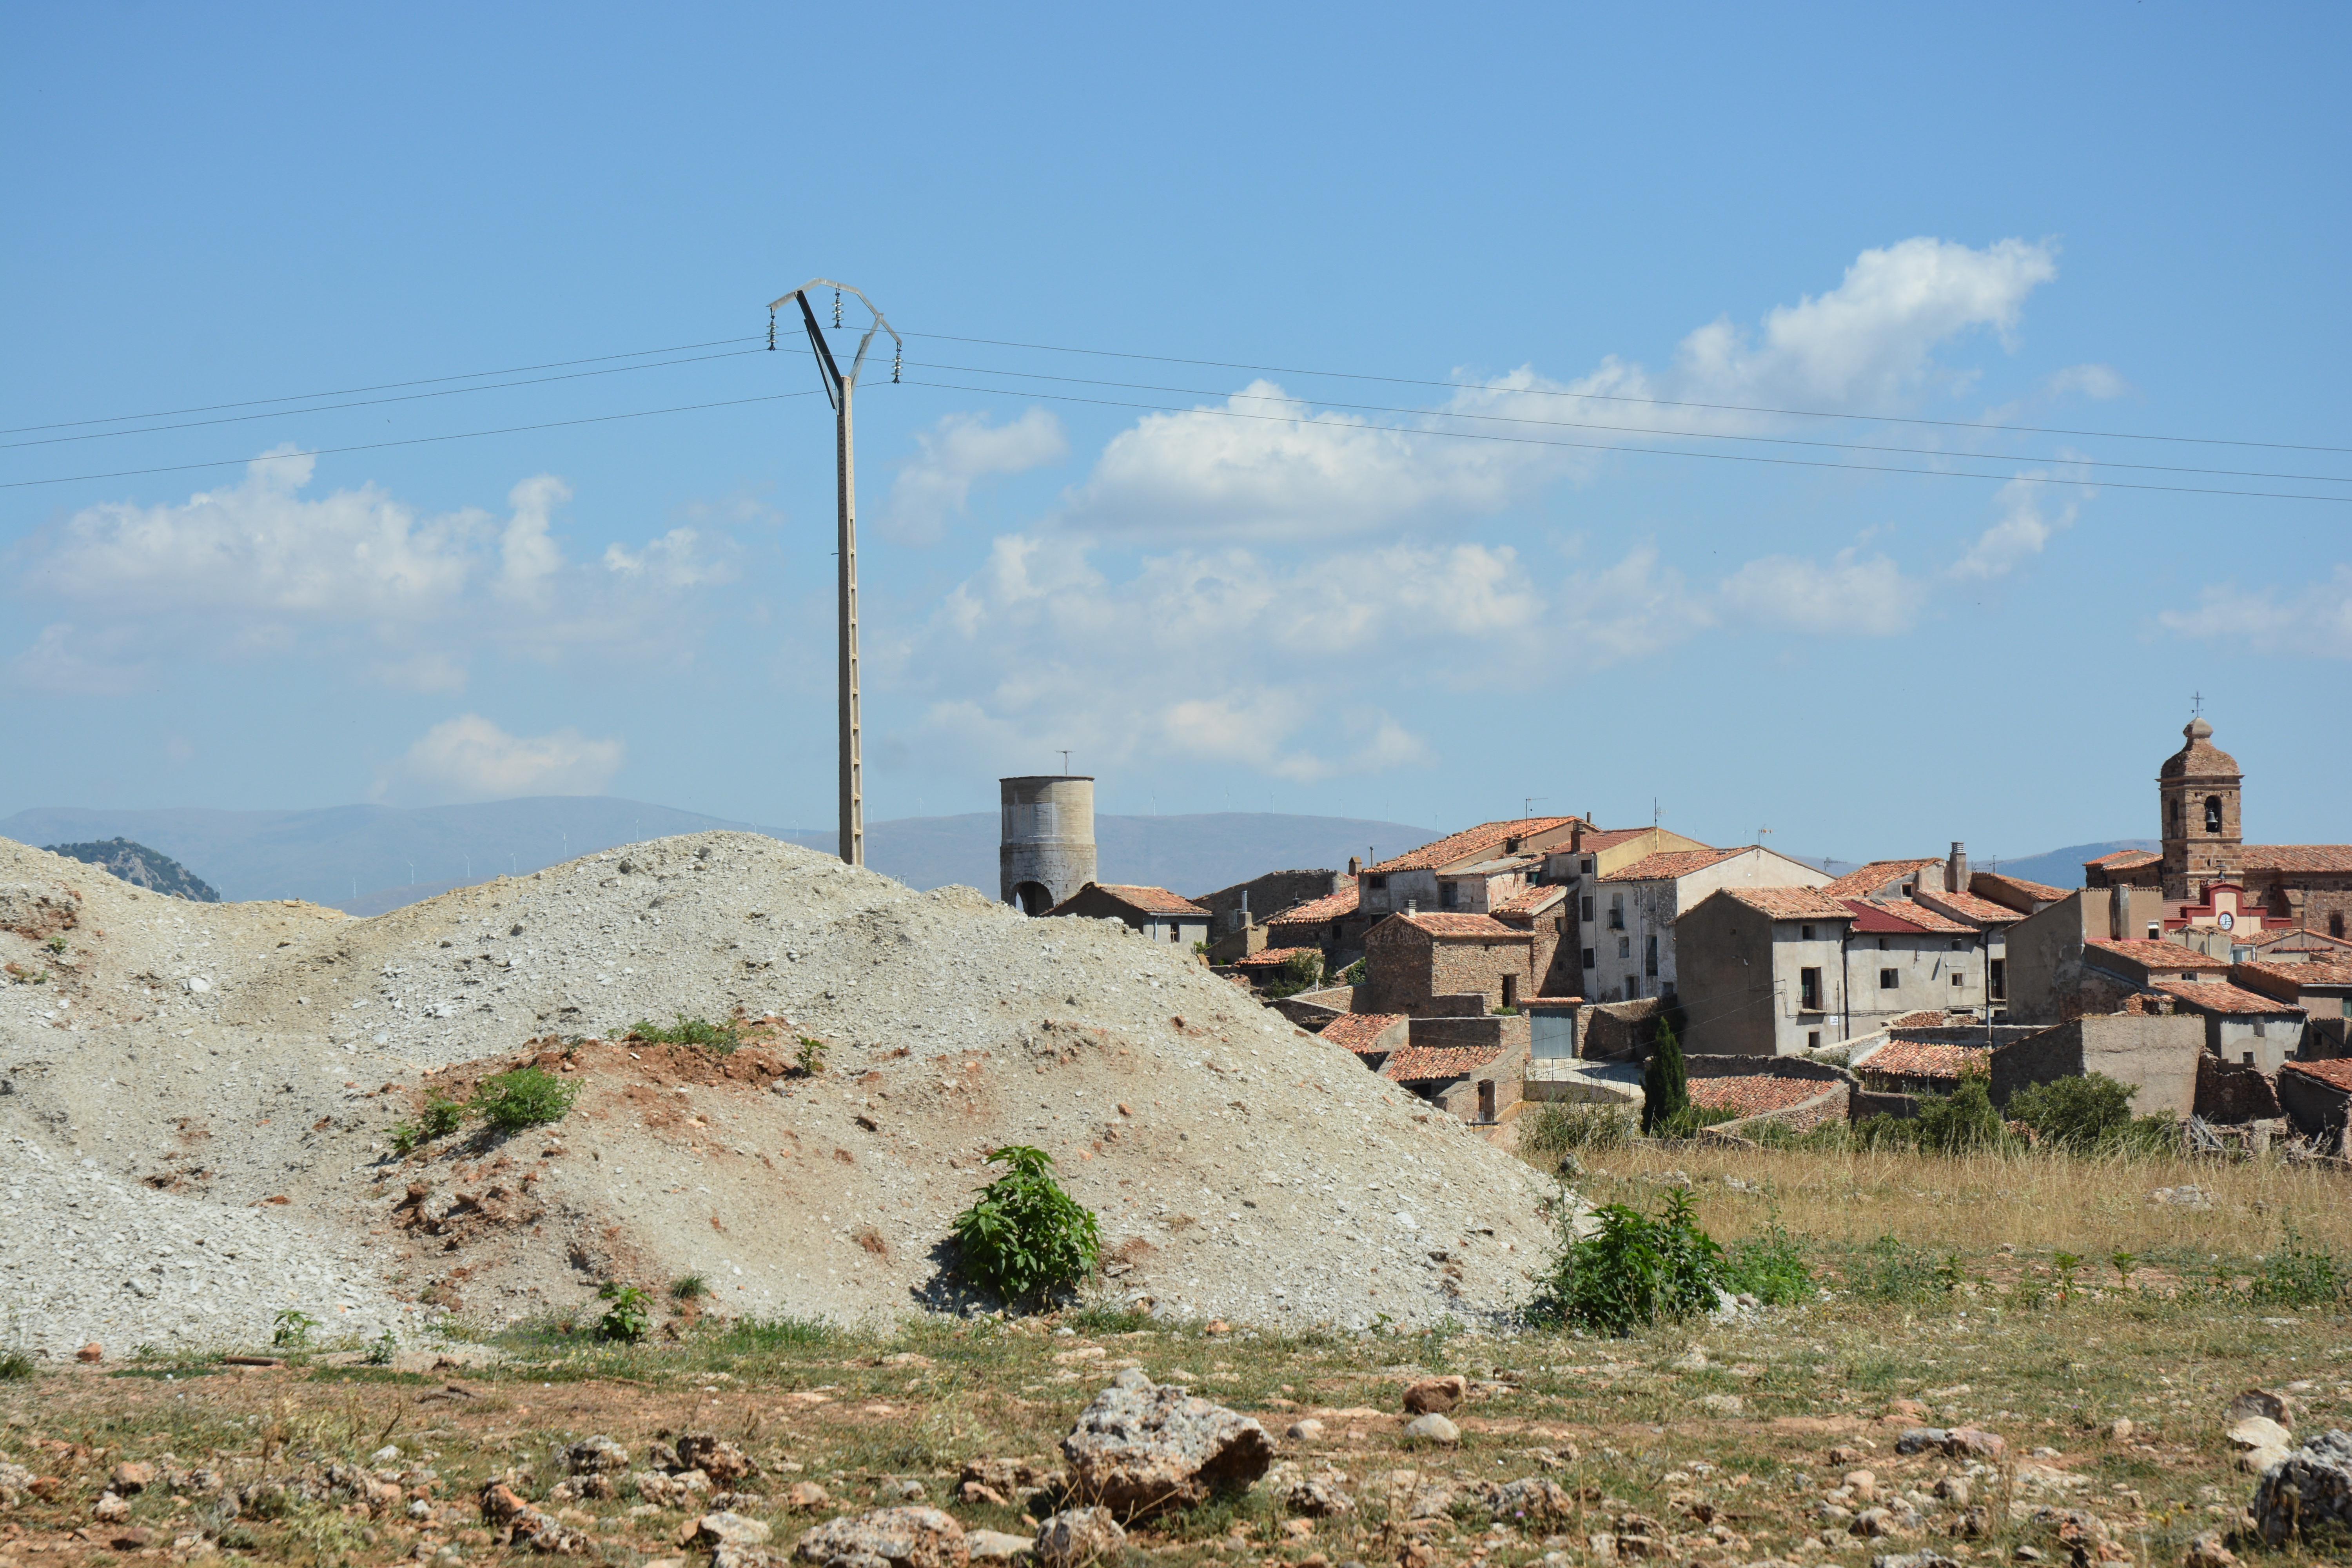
top-left (1987, 840), bottom-right (2157, 889)
top-left (0, 799), bottom-right (1436, 914)
top-left (40, 837), bottom-right (220, 902)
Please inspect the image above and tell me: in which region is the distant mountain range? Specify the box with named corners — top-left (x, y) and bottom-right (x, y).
top-left (0, 799), bottom-right (1437, 914)
top-left (1981, 840), bottom-right (2157, 889)
top-left (40, 837), bottom-right (220, 902)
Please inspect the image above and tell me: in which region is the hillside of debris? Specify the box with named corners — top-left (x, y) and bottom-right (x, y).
top-left (0, 831), bottom-right (1557, 1356)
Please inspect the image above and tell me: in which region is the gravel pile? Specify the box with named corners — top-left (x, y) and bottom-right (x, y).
top-left (0, 831), bottom-right (1561, 1354)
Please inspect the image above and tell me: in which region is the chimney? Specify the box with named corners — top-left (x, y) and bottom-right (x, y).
top-left (1347, 856), bottom-right (1360, 878)
top-left (1946, 841), bottom-right (1968, 893)
top-left (1406, 898), bottom-right (1418, 916)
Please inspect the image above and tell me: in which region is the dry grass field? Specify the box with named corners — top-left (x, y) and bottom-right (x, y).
top-left (2, 1138), bottom-right (2346, 1568)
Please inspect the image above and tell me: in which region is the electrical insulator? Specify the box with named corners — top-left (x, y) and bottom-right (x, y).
top-left (832, 289), bottom-right (842, 328)
top-left (767, 309), bottom-right (776, 351)
top-left (892, 345), bottom-right (902, 383)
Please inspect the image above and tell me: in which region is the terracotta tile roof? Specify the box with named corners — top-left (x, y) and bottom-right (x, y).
top-left (1846, 898), bottom-right (1976, 936)
top-left (1230, 946), bottom-right (1317, 968)
top-left (2252, 926), bottom-right (2352, 953)
top-left (1492, 884), bottom-right (1568, 918)
top-left (1366, 817), bottom-right (1583, 875)
top-left (2086, 849), bottom-right (2160, 871)
top-left (1688, 1074), bottom-right (1833, 1117)
top-left (2282, 1058), bottom-right (2352, 1094)
top-left (1450, 855), bottom-right (1541, 877)
top-left (1911, 887), bottom-right (2027, 927)
top-left (1267, 885), bottom-right (1359, 928)
top-left (1973, 871), bottom-right (2069, 906)
top-left (1861, 1040), bottom-right (1995, 1083)
top-left (1066, 884), bottom-right (1208, 916)
top-left (2241, 845), bottom-right (2352, 875)
top-left (2236, 960), bottom-right (2352, 991)
top-left (1710, 886), bottom-right (1857, 922)
top-left (2160, 720), bottom-right (2239, 780)
top-left (2152, 979), bottom-right (2306, 1016)
top-left (2083, 938), bottom-right (2230, 973)
top-left (1886, 1009), bottom-right (1958, 1028)
top-left (1379, 1042), bottom-right (1506, 1083)
top-left (1391, 912), bottom-right (1527, 939)
top-left (1565, 828), bottom-right (1658, 852)
top-left (1519, 994), bottom-right (1584, 1008)
top-left (1822, 858), bottom-right (1942, 899)
top-left (1320, 1013), bottom-right (1408, 1054)
top-left (1598, 847), bottom-right (1740, 883)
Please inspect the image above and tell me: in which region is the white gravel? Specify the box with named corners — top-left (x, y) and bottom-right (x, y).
top-left (0, 831), bottom-right (1563, 1355)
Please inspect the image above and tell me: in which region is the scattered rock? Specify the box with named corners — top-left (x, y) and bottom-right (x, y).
top-left (1492, 1477), bottom-right (1574, 1522)
top-left (2253, 1429), bottom-right (2352, 1547)
top-left (2182, 1531), bottom-right (2238, 1568)
top-left (2228, 1416), bottom-right (2294, 1475)
top-left (1402, 1376), bottom-right (1466, 1415)
top-left (1869, 1554), bottom-right (1958, 1568)
top-left (481, 1481), bottom-right (589, 1554)
top-left (1947, 1428), bottom-right (2006, 1461)
top-left (1895, 1430), bottom-right (1948, 1456)
top-left (695, 1514), bottom-right (774, 1548)
top-left (676, 1434), bottom-right (759, 1484)
top-left (109, 1461), bottom-right (156, 1494)
top-left (93, 1491), bottom-right (132, 1523)
top-left (1843, 1471), bottom-right (1878, 1503)
top-left (1849, 1507), bottom-right (1897, 1538)
top-left (1032, 1507), bottom-right (1124, 1568)
top-left (2150, 1185), bottom-right (2212, 1208)
top-left (1285, 1477), bottom-right (1355, 1517)
top-left (76, 1343), bottom-right (102, 1363)
top-left (784, 1482), bottom-right (832, 1511)
top-left (2105, 1419), bottom-right (2133, 1443)
top-left (1701, 1394), bottom-right (1744, 1417)
top-left (1289, 1418), bottom-right (1325, 1442)
top-left (967, 1530), bottom-right (1034, 1562)
top-left (1933, 1478), bottom-right (1971, 1507)
top-left (795, 1507), bottom-right (970, 1568)
top-left (880, 1478), bottom-right (929, 1504)
top-left (2228, 1389), bottom-right (2292, 1425)
top-left (1401, 1414), bottom-right (1460, 1446)
top-left (1060, 1369), bottom-right (1274, 1518)
top-left (960, 1481), bottom-right (1009, 1508)
top-left (563, 1436), bottom-right (632, 1475)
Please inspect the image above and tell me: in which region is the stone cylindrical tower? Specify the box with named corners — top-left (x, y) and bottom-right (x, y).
top-left (1000, 775), bottom-right (1097, 915)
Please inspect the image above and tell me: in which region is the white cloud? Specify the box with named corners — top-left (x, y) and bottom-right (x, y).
top-left (495, 475), bottom-right (569, 605)
top-left (381, 714), bottom-right (624, 802)
top-left (2043, 363), bottom-right (2132, 401)
top-left (4, 623), bottom-right (143, 697)
top-left (603, 527), bottom-right (733, 588)
top-left (883, 409), bottom-right (1066, 542)
top-left (1948, 475), bottom-right (2080, 582)
top-left (1716, 549), bottom-right (1921, 637)
top-left (2157, 566), bottom-right (2352, 660)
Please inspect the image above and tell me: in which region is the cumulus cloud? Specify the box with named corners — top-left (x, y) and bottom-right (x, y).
top-left (1053, 237), bottom-right (2062, 540)
top-left (1948, 475), bottom-right (2080, 582)
top-left (882, 408), bottom-right (1066, 543)
top-left (2157, 566), bottom-right (2352, 660)
top-left (602, 527), bottom-right (733, 588)
top-left (495, 476), bottom-right (569, 604)
top-left (2043, 363), bottom-right (2133, 401)
top-left (380, 714), bottom-right (624, 802)
top-left (1716, 549), bottom-right (1922, 636)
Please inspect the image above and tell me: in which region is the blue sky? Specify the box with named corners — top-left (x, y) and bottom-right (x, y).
top-left (4, 4), bottom-right (2347, 865)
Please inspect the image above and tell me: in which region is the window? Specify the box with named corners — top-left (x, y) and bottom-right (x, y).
top-left (1800, 924), bottom-right (1816, 940)
top-left (1617, 935), bottom-right (1631, 959)
top-left (2254, 1019), bottom-right (2267, 1038)
top-left (1581, 947), bottom-right (1596, 970)
top-left (1368, 874), bottom-right (1388, 890)
top-left (1880, 968), bottom-right (1900, 989)
top-left (1877, 936), bottom-right (1891, 951)
top-left (1608, 894), bottom-right (1625, 930)
top-left (1807, 1030), bottom-right (1821, 1051)
top-left (1951, 971), bottom-right (1966, 987)
top-left (2243, 1052), bottom-right (2256, 1067)
top-left (1170, 926), bottom-right (1182, 944)
top-left (1990, 958), bottom-right (2005, 999)
top-left (1580, 896), bottom-right (1594, 923)
top-left (1625, 975), bottom-right (1640, 999)
top-left (1440, 882), bottom-right (1459, 909)
top-left (1501, 976), bottom-right (1517, 1007)
top-left (2206, 795), bottom-right (2224, 832)
top-left (1900, 882), bottom-right (1915, 896)
top-left (1799, 967), bottom-right (1822, 1010)
top-left (1581, 857), bottom-right (1594, 874)
top-left (1951, 938), bottom-right (1965, 951)
top-left (2333, 912), bottom-right (2347, 939)
top-left (1644, 935), bottom-right (1659, 976)
top-left (1478, 1079), bottom-right (1497, 1123)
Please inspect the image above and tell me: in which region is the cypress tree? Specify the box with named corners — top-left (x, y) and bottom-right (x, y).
top-left (1642, 1014), bottom-right (1689, 1134)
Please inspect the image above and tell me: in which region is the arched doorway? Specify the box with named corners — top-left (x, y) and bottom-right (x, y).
top-left (1011, 881), bottom-right (1052, 916)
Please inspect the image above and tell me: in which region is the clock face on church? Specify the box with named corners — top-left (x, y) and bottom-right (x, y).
top-left (2218, 911), bottom-right (2234, 931)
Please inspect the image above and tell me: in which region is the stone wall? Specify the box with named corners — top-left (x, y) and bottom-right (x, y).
top-left (2277, 1064), bottom-right (2351, 1149)
top-left (1990, 1014), bottom-right (2204, 1119)
top-left (1580, 996), bottom-right (1666, 1060)
top-left (2194, 1054), bottom-right (2282, 1123)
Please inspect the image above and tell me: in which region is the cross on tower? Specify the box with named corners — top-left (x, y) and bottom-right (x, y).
top-left (2190, 691), bottom-right (2204, 716)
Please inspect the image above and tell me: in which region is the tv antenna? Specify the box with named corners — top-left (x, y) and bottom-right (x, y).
top-left (1059, 749), bottom-right (1072, 775)
top-left (1524, 796), bottom-right (1546, 819)
top-left (769, 277), bottom-right (902, 869)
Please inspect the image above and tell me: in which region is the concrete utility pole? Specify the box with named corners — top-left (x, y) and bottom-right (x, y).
top-left (770, 278), bottom-right (902, 867)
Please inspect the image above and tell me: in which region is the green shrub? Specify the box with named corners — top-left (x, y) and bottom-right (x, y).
top-left (628, 1016), bottom-right (743, 1054)
top-left (1340, 958), bottom-right (1367, 985)
top-left (470, 1067), bottom-right (578, 1131)
top-left (2249, 1228), bottom-right (2349, 1308)
top-left (1261, 951), bottom-right (1325, 1000)
top-left (1519, 1102), bottom-right (1633, 1157)
top-left (1913, 1079), bottom-right (2009, 1152)
top-left (1527, 1188), bottom-right (1726, 1336)
top-left (795, 1036), bottom-right (830, 1075)
top-left (2007, 1073), bottom-right (2135, 1149)
top-left (1846, 1235), bottom-right (1962, 1302)
top-left (1725, 1222), bottom-right (1816, 1305)
top-left (1657, 1102), bottom-right (1738, 1139)
top-left (364, 1329), bottom-right (397, 1367)
top-left (0, 1350), bottom-right (33, 1381)
top-left (951, 1145), bottom-right (1102, 1306)
top-left (670, 1274), bottom-right (709, 1301)
top-left (387, 1123), bottom-right (422, 1157)
top-left (419, 1091), bottom-right (466, 1140)
top-left (1641, 1017), bottom-right (1689, 1134)
top-left (596, 1283), bottom-right (651, 1343)
top-left (272, 1309), bottom-right (319, 1348)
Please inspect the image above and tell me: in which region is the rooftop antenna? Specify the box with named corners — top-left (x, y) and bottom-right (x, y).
top-left (1524, 796), bottom-right (1546, 819)
top-left (769, 276), bottom-right (902, 869)
top-left (1059, 749), bottom-right (1072, 775)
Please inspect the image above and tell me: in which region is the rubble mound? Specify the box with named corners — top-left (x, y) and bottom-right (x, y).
top-left (0, 830), bottom-right (1555, 1353)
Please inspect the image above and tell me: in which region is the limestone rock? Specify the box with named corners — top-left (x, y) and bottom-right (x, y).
top-left (1288, 1419), bottom-right (1325, 1442)
top-left (1401, 1414), bottom-right (1459, 1446)
top-left (563, 1435), bottom-right (632, 1475)
top-left (1060, 1369), bottom-right (1274, 1518)
top-left (2229, 1416), bottom-right (2294, 1474)
top-left (2227, 1390), bottom-right (2291, 1426)
top-left (2182, 1530), bottom-right (2238, 1568)
top-left (93, 1492), bottom-right (132, 1523)
top-left (481, 1482), bottom-right (588, 1554)
top-left (1701, 1394), bottom-right (1744, 1417)
top-left (967, 1530), bottom-right (1035, 1561)
top-left (795, 1508), bottom-right (970, 1568)
top-left (696, 1513), bottom-right (775, 1548)
top-left (1285, 1476), bottom-right (1355, 1517)
top-left (1493, 1477), bottom-right (1575, 1522)
top-left (109, 1461), bottom-right (156, 1494)
top-left (784, 1482), bottom-right (833, 1511)
top-left (1402, 1376), bottom-right (1466, 1415)
top-left (1868, 1555), bottom-right (1959, 1568)
top-left (677, 1434), bottom-right (759, 1485)
top-left (2254, 1429), bottom-right (2352, 1547)
top-left (1032, 1507), bottom-right (1124, 1568)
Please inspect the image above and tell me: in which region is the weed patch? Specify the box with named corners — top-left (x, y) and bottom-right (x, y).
top-left (1528, 1187), bottom-right (1725, 1335)
top-left (951, 1145), bottom-right (1102, 1307)
top-left (627, 1016), bottom-right (744, 1054)
top-left (470, 1066), bottom-right (578, 1131)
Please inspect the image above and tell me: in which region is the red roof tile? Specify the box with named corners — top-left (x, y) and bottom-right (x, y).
top-left (2161, 719), bottom-right (2239, 780)
top-left (1599, 848), bottom-right (1740, 883)
top-left (2241, 845), bottom-right (2352, 875)
top-left (1822, 858), bottom-right (1942, 900)
top-left (1230, 946), bottom-right (1317, 968)
top-left (1972, 871), bottom-right (2070, 907)
top-left (1861, 1039), bottom-right (1995, 1083)
top-left (1388, 912), bottom-right (1527, 939)
top-left (1519, 994), bottom-right (1584, 1008)
top-left (1845, 898), bottom-right (1976, 936)
top-left (1267, 885), bottom-right (1358, 927)
top-left (1056, 883), bottom-right (1208, 916)
top-left (1710, 886), bottom-right (1857, 922)
top-left (1911, 888), bottom-right (2027, 927)
top-left (1886, 1009), bottom-right (1959, 1028)
top-left (2152, 979), bottom-right (2307, 1016)
top-left (1320, 1013), bottom-right (1408, 1054)
top-left (2086, 849), bottom-right (2160, 870)
top-left (1688, 1074), bottom-right (1833, 1116)
top-left (2235, 960), bottom-right (2352, 991)
top-left (1379, 1043), bottom-right (1506, 1082)
top-left (2251, 926), bottom-right (2352, 953)
top-left (1492, 884), bottom-right (1568, 918)
top-left (2084, 938), bottom-right (2230, 972)
top-left (1366, 817), bottom-right (1583, 875)
top-left (2282, 1058), bottom-right (2352, 1094)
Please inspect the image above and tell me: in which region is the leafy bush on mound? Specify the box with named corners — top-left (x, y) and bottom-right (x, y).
top-left (1528, 1189), bottom-right (1726, 1335)
top-left (628, 1015), bottom-right (744, 1054)
top-left (471, 1067), bottom-right (579, 1131)
top-left (951, 1145), bottom-right (1102, 1307)
top-left (2007, 1072), bottom-right (2176, 1154)
top-left (596, 1282), bottom-right (650, 1343)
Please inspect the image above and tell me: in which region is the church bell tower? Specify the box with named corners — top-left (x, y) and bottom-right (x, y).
top-left (2158, 715), bottom-right (2242, 901)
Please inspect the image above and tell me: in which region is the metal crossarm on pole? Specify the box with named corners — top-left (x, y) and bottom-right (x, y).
top-left (767, 278), bottom-right (902, 869)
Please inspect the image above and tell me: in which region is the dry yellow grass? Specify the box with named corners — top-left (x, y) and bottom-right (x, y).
top-left (1572, 1136), bottom-right (2352, 1265)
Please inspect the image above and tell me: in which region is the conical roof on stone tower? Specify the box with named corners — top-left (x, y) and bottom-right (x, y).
top-left (2160, 716), bottom-right (2240, 780)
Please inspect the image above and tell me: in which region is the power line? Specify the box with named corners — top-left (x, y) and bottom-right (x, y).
top-left (898, 356), bottom-right (2352, 488)
top-left (0, 334), bottom-right (766, 436)
top-left (902, 328), bottom-right (2352, 457)
top-left (0, 390), bottom-right (823, 492)
top-left (0, 345), bottom-right (781, 452)
top-left (894, 376), bottom-right (2352, 505)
